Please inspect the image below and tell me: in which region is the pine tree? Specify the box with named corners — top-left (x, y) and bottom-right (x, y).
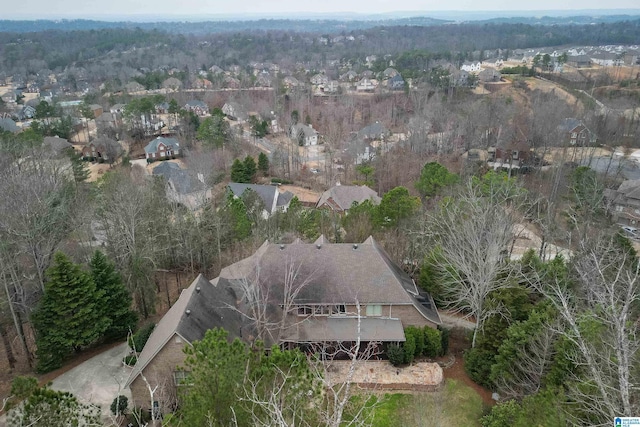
top-left (230, 158), bottom-right (246, 182)
top-left (90, 251), bottom-right (138, 340)
top-left (243, 156), bottom-right (257, 183)
top-left (32, 252), bottom-right (109, 372)
top-left (258, 152), bottom-right (269, 176)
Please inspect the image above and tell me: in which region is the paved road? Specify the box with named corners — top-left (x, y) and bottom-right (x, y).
top-left (50, 342), bottom-right (132, 417)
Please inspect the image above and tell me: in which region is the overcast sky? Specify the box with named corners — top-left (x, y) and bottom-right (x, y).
top-left (5, 0), bottom-right (639, 20)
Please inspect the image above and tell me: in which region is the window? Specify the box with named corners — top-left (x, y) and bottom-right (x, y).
top-left (297, 306), bottom-right (312, 316)
top-left (511, 150), bottom-right (519, 160)
top-left (173, 370), bottom-right (192, 386)
top-left (366, 305), bottom-right (382, 317)
top-left (332, 305), bottom-right (346, 315)
top-left (571, 132), bottom-right (577, 139)
top-left (616, 205), bottom-right (623, 212)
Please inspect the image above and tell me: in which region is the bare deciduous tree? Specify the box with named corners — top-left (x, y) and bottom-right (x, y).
top-left (526, 236), bottom-right (640, 426)
top-left (419, 179), bottom-right (522, 347)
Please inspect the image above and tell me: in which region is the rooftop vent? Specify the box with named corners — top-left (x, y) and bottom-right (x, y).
top-left (196, 286), bottom-right (201, 293)
top-left (316, 244), bottom-right (322, 249)
top-left (353, 244), bottom-right (358, 250)
top-left (279, 244), bottom-right (285, 250)
top-left (185, 309), bottom-right (191, 316)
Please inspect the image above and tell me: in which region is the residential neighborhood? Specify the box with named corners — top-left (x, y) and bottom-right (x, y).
top-left (1, 9), bottom-right (640, 427)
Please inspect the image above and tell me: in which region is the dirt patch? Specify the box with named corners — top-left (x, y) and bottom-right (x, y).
top-left (526, 78), bottom-right (583, 112)
top-left (441, 328), bottom-right (495, 407)
top-left (280, 184), bottom-right (322, 205)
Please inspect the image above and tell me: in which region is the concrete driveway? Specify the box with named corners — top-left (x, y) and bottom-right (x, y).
top-left (50, 342), bottom-right (132, 417)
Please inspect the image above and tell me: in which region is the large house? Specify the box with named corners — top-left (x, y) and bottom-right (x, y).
top-left (317, 184), bottom-right (381, 213)
top-left (81, 136), bottom-right (122, 163)
top-left (557, 118), bottom-right (597, 146)
top-left (228, 183), bottom-right (294, 217)
top-left (144, 137), bottom-right (180, 161)
top-left (152, 162), bottom-right (211, 210)
top-left (605, 179), bottom-right (640, 226)
top-left (125, 237), bottom-right (441, 411)
top-left (184, 100), bottom-right (209, 117)
top-left (290, 123), bottom-right (319, 146)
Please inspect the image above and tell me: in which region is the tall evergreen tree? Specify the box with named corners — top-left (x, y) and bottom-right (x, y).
top-left (258, 152), bottom-right (269, 176)
top-left (89, 250), bottom-right (138, 340)
top-left (243, 155), bottom-right (257, 183)
top-left (32, 252), bottom-right (109, 372)
top-left (230, 158), bottom-right (246, 182)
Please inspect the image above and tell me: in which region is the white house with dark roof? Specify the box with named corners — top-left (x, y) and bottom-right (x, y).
top-left (125, 237), bottom-right (441, 411)
top-left (144, 136), bottom-right (180, 161)
top-left (290, 123), bottom-right (319, 146)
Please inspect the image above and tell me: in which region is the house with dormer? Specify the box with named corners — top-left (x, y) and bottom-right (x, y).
top-left (125, 237), bottom-right (441, 411)
top-left (144, 136), bottom-right (180, 161)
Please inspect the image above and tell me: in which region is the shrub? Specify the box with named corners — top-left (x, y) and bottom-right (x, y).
top-left (386, 344), bottom-right (405, 367)
top-left (123, 355), bottom-right (138, 366)
top-left (110, 395), bottom-right (128, 416)
top-left (403, 332), bottom-right (416, 364)
top-left (405, 326), bottom-right (424, 358)
top-left (423, 327), bottom-right (443, 358)
top-left (464, 347), bottom-right (495, 388)
top-left (128, 323), bottom-right (155, 353)
top-left (10, 376), bottom-right (38, 400)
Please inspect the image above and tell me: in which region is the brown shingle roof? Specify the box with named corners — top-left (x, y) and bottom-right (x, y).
top-left (316, 185), bottom-right (381, 212)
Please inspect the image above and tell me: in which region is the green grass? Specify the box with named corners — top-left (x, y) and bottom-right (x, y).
top-left (369, 379), bottom-right (485, 427)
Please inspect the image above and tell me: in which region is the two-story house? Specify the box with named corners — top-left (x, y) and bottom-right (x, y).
top-left (605, 179), bottom-right (640, 226)
top-left (558, 118), bottom-right (597, 146)
top-left (144, 136), bottom-right (180, 161)
top-left (290, 123), bottom-right (319, 146)
top-left (125, 237), bottom-right (441, 411)
top-left (184, 100), bottom-right (209, 117)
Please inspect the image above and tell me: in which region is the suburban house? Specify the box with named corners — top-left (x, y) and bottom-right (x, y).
top-left (557, 118), bottom-right (597, 146)
top-left (152, 162), bottom-right (211, 210)
top-left (340, 70), bottom-right (358, 82)
top-left (356, 78), bottom-right (376, 92)
top-left (184, 100), bottom-right (209, 117)
top-left (460, 61), bottom-right (482, 72)
top-left (316, 184), bottom-right (382, 213)
top-left (357, 122), bottom-right (390, 142)
top-left (222, 101), bottom-right (249, 122)
top-left (487, 141), bottom-right (532, 171)
top-left (605, 179), bottom-right (640, 226)
top-left (227, 183), bottom-right (294, 217)
top-left (290, 123), bottom-right (319, 146)
top-left (310, 73), bottom-right (329, 85)
top-left (478, 68), bottom-right (502, 83)
top-left (590, 52), bottom-right (623, 67)
top-left (0, 118), bottom-right (19, 133)
top-left (125, 237), bottom-right (441, 411)
top-left (387, 74), bottom-right (405, 90)
top-left (81, 136), bottom-right (122, 162)
top-left (42, 136), bottom-right (72, 157)
top-left (568, 55), bottom-right (592, 68)
top-left (382, 67), bottom-right (399, 78)
top-left (95, 112), bottom-right (121, 135)
top-left (144, 136), bottom-right (181, 161)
